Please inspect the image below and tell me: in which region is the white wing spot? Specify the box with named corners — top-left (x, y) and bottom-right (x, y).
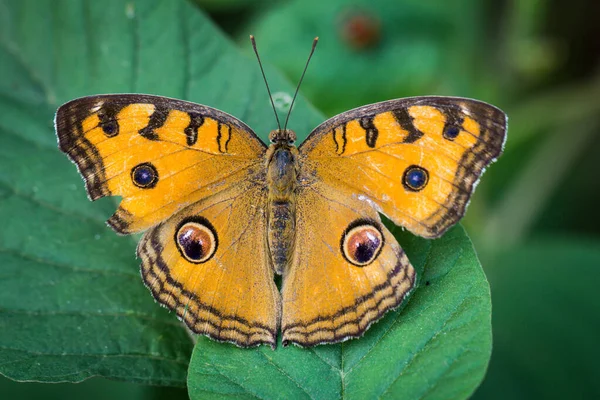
top-left (90, 101), bottom-right (104, 113)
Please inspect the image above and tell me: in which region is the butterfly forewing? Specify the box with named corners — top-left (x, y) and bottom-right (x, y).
top-left (55, 94), bottom-right (266, 234)
top-left (281, 180), bottom-right (416, 346)
top-left (299, 96), bottom-right (507, 238)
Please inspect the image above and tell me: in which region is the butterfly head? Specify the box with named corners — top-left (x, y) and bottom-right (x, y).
top-left (269, 129), bottom-right (297, 146)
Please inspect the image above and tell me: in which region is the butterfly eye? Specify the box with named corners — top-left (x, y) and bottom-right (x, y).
top-left (131, 163), bottom-right (158, 188)
top-left (176, 218), bottom-right (218, 264)
top-left (403, 165), bottom-right (429, 192)
top-left (341, 221), bottom-right (384, 267)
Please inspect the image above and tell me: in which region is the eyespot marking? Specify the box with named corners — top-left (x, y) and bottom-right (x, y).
top-left (101, 120), bottom-right (118, 136)
top-left (341, 219), bottom-right (384, 267)
top-left (403, 165), bottom-right (429, 192)
top-left (175, 217), bottom-right (218, 264)
top-left (443, 125), bottom-right (460, 140)
top-left (131, 162), bottom-right (158, 188)
top-left (97, 104), bottom-right (121, 137)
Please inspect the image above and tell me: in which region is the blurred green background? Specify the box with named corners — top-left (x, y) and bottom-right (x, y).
top-left (2, 0), bottom-right (599, 398)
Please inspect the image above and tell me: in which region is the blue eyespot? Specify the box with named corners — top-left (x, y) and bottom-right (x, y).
top-left (101, 120), bottom-right (118, 136)
top-left (444, 125), bottom-right (460, 140)
top-left (403, 166), bottom-right (429, 191)
top-left (131, 163), bottom-right (158, 188)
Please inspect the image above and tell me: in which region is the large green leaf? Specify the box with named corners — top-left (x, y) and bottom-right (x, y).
top-left (0, 0), bottom-right (321, 386)
top-left (1, 0), bottom-right (493, 396)
top-left (188, 225), bottom-right (492, 399)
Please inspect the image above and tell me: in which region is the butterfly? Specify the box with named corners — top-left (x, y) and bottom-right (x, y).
top-left (54, 40), bottom-right (507, 349)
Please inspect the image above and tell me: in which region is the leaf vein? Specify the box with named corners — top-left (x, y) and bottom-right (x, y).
top-left (380, 287), bottom-right (477, 396)
top-left (0, 345), bottom-right (189, 366)
top-left (257, 350), bottom-right (315, 400)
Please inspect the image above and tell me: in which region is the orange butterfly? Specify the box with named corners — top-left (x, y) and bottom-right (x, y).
top-left (54, 38), bottom-right (507, 348)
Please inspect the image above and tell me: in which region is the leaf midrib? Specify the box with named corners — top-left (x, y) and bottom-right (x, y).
top-left (0, 345), bottom-right (189, 365)
top-left (0, 306), bottom-right (183, 327)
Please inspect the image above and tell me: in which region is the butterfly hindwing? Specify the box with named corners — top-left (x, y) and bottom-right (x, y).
top-left (137, 181), bottom-right (280, 348)
top-left (281, 180), bottom-right (416, 346)
top-left (55, 94), bottom-right (266, 234)
top-left (299, 96), bottom-right (507, 238)
top-left (138, 181), bottom-right (281, 347)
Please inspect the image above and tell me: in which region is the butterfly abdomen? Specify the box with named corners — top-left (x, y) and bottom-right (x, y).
top-left (266, 144), bottom-right (299, 275)
top-left (268, 201), bottom-right (296, 275)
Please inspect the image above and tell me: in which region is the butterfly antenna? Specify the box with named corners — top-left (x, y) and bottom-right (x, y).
top-left (283, 37), bottom-right (319, 132)
top-left (250, 35), bottom-right (282, 132)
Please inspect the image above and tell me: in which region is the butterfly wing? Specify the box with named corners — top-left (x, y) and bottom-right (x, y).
top-left (56, 94), bottom-right (278, 347)
top-left (280, 96), bottom-right (506, 346)
top-left (281, 180), bottom-right (416, 346)
top-left (299, 96), bottom-right (507, 238)
top-left (138, 181), bottom-right (279, 348)
top-left (55, 94), bottom-right (266, 234)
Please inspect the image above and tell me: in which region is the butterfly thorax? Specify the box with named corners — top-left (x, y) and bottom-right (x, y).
top-left (266, 130), bottom-right (299, 275)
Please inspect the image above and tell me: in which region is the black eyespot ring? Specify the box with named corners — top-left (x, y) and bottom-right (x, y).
top-left (175, 217), bottom-right (218, 264)
top-left (131, 162), bottom-right (158, 189)
top-left (100, 120), bottom-right (119, 137)
top-left (340, 219), bottom-right (384, 267)
top-left (443, 125), bottom-right (460, 140)
top-left (403, 165), bottom-right (429, 192)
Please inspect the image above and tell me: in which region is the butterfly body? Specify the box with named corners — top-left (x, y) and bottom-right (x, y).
top-left (266, 129), bottom-right (300, 274)
top-left (55, 94), bottom-right (507, 348)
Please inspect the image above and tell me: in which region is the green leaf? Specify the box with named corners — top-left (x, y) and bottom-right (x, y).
top-left (473, 238), bottom-right (600, 400)
top-left (188, 225), bottom-right (492, 399)
top-left (1, 1), bottom-right (492, 395)
top-left (0, 0), bottom-right (320, 386)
